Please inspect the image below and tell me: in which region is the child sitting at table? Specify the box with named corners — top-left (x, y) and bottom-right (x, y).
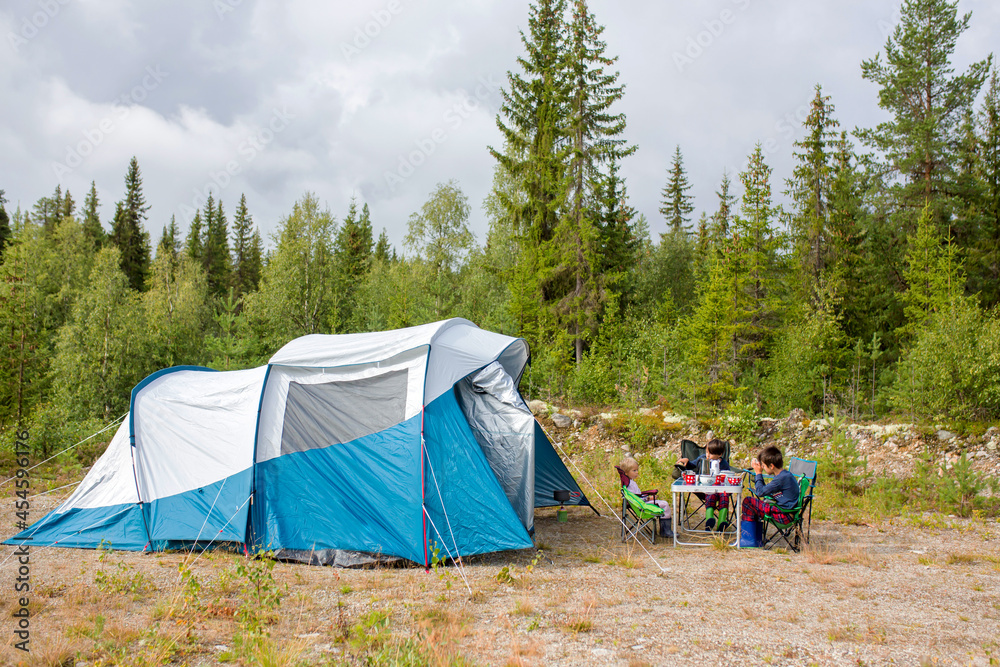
top-left (677, 438), bottom-right (731, 532)
top-left (741, 445), bottom-right (800, 525)
top-left (619, 456), bottom-right (673, 539)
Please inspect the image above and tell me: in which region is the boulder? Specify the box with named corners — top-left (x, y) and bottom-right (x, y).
top-left (527, 400), bottom-right (548, 416)
top-left (551, 413), bottom-right (572, 428)
top-left (936, 430), bottom-right (957, 442)
top-left (786, 408), bottom-right (806, 426)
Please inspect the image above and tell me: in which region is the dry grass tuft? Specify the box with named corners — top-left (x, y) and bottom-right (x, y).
top-left (512, 595), bottom-right (534, 616)
top-left (803, 542), bottom-right (836, 565)
top-left (945, 552), bottom-right (977, 565)
top-left (26, 636), bottom-right (80, 667)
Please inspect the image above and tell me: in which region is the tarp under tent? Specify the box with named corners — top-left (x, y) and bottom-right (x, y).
top-left (8, 319), bottom-right (590, 566)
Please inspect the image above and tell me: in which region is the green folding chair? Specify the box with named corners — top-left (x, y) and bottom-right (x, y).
top-left (759, 473), bottom-right (813, 552)
top-left (620, 487), bottom-right (664, 544)
top-left (787, 457), bottom-right (818, 543)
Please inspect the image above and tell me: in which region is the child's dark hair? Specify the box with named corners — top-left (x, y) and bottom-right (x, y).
top-left (759, 445), bottom-right (783, 470)
top-left (706, 438), bottom-right (727, 456)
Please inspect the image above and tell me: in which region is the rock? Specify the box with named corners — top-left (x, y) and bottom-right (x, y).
top-left (567, 408), bottom-right (583, 419)
top-left (639, 407), bottom-right (655, 416)
top-left (936, 430), bottom-right (957, 442)
top-left (551, 413), bottom-right (572, 428)
top-left (599, 411), bottom-right (618, 421)
top-left (705, 430), bottom-right (715, 441)
top-left (988, 441), bottom-right (997, 452)
top-left (620, 444), bottom-right (630, 452)
top-left (527, 400), bottom-right (548, 416)
top-left (662, 413), bottom-right (685, 425)
top-left (786, 408), bottom-right (806, 425)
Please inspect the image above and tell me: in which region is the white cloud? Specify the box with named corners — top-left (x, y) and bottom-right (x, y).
top-left (1, 0), bottom-right (997, 251)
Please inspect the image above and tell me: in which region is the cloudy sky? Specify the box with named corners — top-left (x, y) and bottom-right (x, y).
top-left (1, 0), bottom-right (998, 252)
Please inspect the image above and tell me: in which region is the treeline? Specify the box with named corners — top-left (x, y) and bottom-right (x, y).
top-left (2, 0), bottom-right (1000, 457)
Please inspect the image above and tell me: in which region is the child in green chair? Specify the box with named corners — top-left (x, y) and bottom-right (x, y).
top-left (619, 456), bottom-right (673, 539)
top-left (677, 438), bottom-right (731, 532)
top-left (741, 445), bottom-right (800, 525)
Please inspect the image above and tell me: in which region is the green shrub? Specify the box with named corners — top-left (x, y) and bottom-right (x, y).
top-left (890, 302), bottom-right (1000, 420)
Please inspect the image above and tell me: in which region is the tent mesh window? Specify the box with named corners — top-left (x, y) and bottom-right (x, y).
top-left (280, 369), bottom-right (408, 455)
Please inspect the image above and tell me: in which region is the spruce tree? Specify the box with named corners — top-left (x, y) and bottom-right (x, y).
top-left (231, 194), bottom-right (261, 298)
top-left (61, 189), bottom-right (75, 221)
top-left (0, 190), bottom-right (10, 260)
top-left (33, 185), bottom-right (64, 236)
top-left (109, 157), bottom-right (152, 291)
top-left (594, 160), bottom-right (639, 304)
top-left (857, 0), bottom-right (991, 237)
top-left (374, 229), bottom-right (393, 263)
top-left (730, 144), bottom-right (785, 378)
top-left (202, 195), bottom-right (232, 297)
top-left (973, 68), bottom-right (1000, 308)
top-left (787, 85), bottom-right (840, 290)
top-left (685, 254), bottom-right (736, 405)
top-left (660, 145), bottom-right (694, 234)
top-left (157, 216), bottom-right (180, 278)
top-left (81, 181), bottom-right (104, 249)
top-left (490, 0), bottom-right (569, 244)
top-left (555, 0), bottom-right (635, 363)
top-left (712, 171), bottom-right (736, 247)
top-left (185, 211), bottom-right (204, 264)
top-left (333, 197), bottom-right (375, 330)
top-left (901, 204), bottom-right (967, 334)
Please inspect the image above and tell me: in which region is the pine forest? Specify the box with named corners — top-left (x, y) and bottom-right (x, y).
top-left (3, 0), bottom-right (1000, 458)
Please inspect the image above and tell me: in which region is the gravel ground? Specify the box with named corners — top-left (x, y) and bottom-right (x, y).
top-left (1, 493), bottom-right (998, 666)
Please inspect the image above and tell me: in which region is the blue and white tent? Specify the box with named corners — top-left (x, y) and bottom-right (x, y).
top-left (10, 319), bottom-right (589, 566)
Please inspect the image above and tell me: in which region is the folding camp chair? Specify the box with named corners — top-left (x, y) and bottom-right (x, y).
top-left (787, 457), bottom-right (818, 544)
top-left (673, 438), bottom-right (732, 530)
top-left (615, 466), bottom-right (663, 544)
top-left (758, 473), bottom-right (813, 552)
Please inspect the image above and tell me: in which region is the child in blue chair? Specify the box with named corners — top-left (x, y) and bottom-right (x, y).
top-left (619, 456), bottom-right (673, 539)
top-left (741, 445), bottom-right (800, 526)
top-left (677, 438), bottom-right (731, 532)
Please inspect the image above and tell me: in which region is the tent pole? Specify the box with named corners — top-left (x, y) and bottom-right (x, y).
top-left (421, 406), bottom-right (428, 570)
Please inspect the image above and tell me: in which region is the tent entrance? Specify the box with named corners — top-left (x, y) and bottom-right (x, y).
top-left (454, 361), bottom-right (535, 533)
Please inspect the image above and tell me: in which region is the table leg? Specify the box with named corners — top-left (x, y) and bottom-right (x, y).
top-left (672, 491), bottom-right (678, 547)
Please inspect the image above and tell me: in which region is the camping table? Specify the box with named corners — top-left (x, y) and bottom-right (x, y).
top-left (670, 480), bottom-right (743, 548)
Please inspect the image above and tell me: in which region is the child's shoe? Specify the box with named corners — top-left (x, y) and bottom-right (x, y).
top-left (716, 520), bottom-right (730, 533)
top-left (705, 517), bottom-right (716, 531)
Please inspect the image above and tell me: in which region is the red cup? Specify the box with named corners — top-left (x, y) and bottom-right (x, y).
top-left (683, 472), bottom-right (697, 485)
top-left (715, 473), bottom-right (728, 485)
top-left (726, 473), bottom-right (743, 486)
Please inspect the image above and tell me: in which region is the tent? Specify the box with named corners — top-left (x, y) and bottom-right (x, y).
top-left (9, 319), bottom-right (589, 566)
